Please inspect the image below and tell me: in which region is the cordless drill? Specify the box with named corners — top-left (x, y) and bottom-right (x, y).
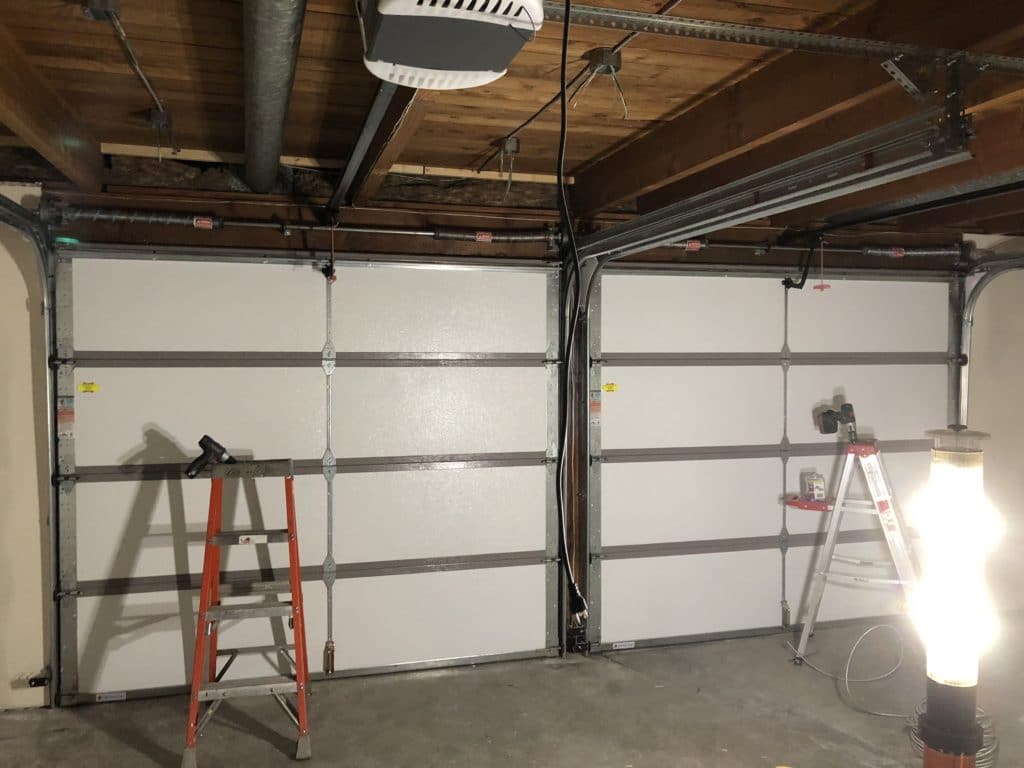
top-left (185, 434), bottom-right (237, 478)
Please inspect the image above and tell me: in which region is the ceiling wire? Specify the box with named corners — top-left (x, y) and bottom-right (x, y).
top-left (107, 12), bottom-right (180, 158)
top-left (476, 0), bottom-right (685, 173)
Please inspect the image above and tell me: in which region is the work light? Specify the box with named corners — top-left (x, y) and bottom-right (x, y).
top-left (910, 429), bottom-right (1002, 767)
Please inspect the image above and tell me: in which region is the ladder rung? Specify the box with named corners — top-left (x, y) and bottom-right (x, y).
top-left (197, 675), bottom-right (298, 702)
top-left (206, 602), bottom-right (293, 621)
top-left (220, 580), bottom-right (292, 596)
top-left (832, 555), bottom-right (886, 567)
top-left (216, 644), bottom-right (295, 657)
top-left (211, 529), bottom-right (289, 546)
top-left (836, 502), bottom-right (878, 516)
top-left (824, 572), bottom-right (909, 586)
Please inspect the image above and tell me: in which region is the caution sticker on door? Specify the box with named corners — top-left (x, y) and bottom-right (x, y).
top-left (602, 382), bottom-right (618, 392)
top-left (77, 381), bottom-right (100, 394)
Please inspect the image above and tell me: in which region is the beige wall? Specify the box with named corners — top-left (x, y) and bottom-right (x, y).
top-left (0, 183), bottom-right (47, 709)
top-left (968, 264), bottom-right (1024, 613)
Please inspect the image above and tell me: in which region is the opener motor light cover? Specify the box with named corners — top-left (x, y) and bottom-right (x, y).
top-left (357, 0), bottom-right (544, 89)
top-left (909, 429), bottom-right (1003, 688)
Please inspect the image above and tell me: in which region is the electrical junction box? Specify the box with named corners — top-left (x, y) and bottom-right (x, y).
top-left (358, 0), bottom-right (543, 89)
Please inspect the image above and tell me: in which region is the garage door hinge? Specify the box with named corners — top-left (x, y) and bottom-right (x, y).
top-left (778, 526), bottom-right (790, 554)
top-left (322, 556), bottom-right (337, 588)
top-left (779, 437), bottom-right (791, 457)
top-left (321, 449), bottom-right (336, 480)
top-left (54, 588), bottom-right (81, 600)
top-left (321, 342), bottom-right (336, 375)
top-left (48, 355), bottom-right (74, 368)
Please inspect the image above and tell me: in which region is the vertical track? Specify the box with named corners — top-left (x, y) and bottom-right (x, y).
top-left (54, 260), bottom-right (79, 703)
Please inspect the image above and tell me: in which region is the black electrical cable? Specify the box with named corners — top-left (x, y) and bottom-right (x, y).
top-left (477, 0), bottom-right (684, 172)
top-left (554, 0), bottom-right (589, 628)
top-left (781, 239), bottom-right (818, 290)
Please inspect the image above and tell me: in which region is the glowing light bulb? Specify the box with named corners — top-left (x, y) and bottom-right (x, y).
top-left (909, 430), bottom-right (1003, 687)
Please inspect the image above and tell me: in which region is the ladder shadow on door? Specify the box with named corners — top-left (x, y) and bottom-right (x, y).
top-left (77, 427), bottom-right (291, 762)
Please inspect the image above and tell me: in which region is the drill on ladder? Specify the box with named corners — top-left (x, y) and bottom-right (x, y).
top-left (787, 404), bottom-right (919, 661)
top-left (181, 435), bottom-right (312, 768)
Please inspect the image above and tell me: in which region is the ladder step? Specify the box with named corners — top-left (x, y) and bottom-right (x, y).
top-left (210, 529), bottom-right (289, 546)
top-left (206, 602), bottom-right (293, 621)
top-left (216, 644), bottom-right (295, 657)
top-left (197, 675), bottom-right (298, 702)
top-left (832, 555), bottom-right (886, 567)
top-left (824, 572), bottom-right (909, 586)
top-left (220, 580), bottom-right (292, 596)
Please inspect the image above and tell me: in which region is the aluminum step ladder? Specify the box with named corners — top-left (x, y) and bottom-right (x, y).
top-left (788, 441), bottom-right (918, 660)
top-left (182, 459), bottom-right (311, 768)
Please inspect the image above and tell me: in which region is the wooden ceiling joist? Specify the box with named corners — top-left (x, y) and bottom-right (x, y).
top-left (353, 92), bottom-right (428, 206)
top-left (571, 0), bottom-right (1024, 218)
top-left (327, 83), bottom-right (420, 210)
top-left (0, 23), bottom-right (102, 191)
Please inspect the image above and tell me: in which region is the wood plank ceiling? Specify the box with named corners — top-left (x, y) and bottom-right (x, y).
top-left (0, 0), bottom-right (862, 171)
top-left (3, 0), bottom-right (1024, 250)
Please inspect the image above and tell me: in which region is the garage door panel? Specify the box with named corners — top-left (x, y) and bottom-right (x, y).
top-left (77, 466), bottom-right (548, 582)
top-left (334, 368), bottom-right (547, 456)
top-left (76, 476), bottom-right (328, 581)
top-left (73, 367), bottom-right (325, 466)
top-left (334, 566), bottom-right (546, 669)
top-left (77, 586), bottom-right (331, 693)
top-left (787, 542), bottom-right (904, 623)
top-left (600, 367), bottom-right (783, 449)
top-left (334, 268), bottom-right (547, 353)
top-left (74, 367), bottom-right (547, 465)
top-left (336, 467), bottom-right (546, 561)
top-left (788, 280), bottom-right (948, 352)
top-left (601, 459), bottom-right (780, 545)
top-left (787, 365), bottom-right (946, 444)
top-left (600, 552), bottom-right (780, 643)
top-left (73, 260), bottom-right (325, 352)
top-left (601, 275), bottom-right (783, 353)
top-left (77, 564), bottom-right (546, 694)
top-left (785, 452), bottom-right (931, 535)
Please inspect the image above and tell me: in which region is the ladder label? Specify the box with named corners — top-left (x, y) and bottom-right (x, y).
top-left (862, 456), bottom-right (888, 500)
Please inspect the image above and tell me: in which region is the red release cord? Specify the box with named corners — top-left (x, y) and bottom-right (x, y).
top-left (814, 238), bottom-right (831, 292)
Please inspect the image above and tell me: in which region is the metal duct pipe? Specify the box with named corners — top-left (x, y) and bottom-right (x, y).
top-left (244, 0), bottom-right (307, 193)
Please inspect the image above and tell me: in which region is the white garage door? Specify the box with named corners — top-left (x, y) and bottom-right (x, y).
top-left (590, 271), bottom-right (950, 649)
top-left (56, 251), bottom-right (559, 702)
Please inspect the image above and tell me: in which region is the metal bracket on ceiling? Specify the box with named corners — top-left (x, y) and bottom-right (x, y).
top-left (881, 54), bottom-right (934, 103)
top-left (940, 56), bottom-right (973, 152)
top-left (81, 0), bottom-right (119, 21)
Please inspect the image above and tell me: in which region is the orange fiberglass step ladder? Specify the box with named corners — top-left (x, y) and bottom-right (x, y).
top-left (181, 436), bottom-right (311, 768)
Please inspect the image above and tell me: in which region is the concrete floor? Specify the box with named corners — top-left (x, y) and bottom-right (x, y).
top-left (2, 617), bottom-right (1022, 768)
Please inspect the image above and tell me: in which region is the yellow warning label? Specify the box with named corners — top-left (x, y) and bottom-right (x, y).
top-left (77, 381), bottom-right (99, 394)
top-left (602, 383), bottom-right (618, 392)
